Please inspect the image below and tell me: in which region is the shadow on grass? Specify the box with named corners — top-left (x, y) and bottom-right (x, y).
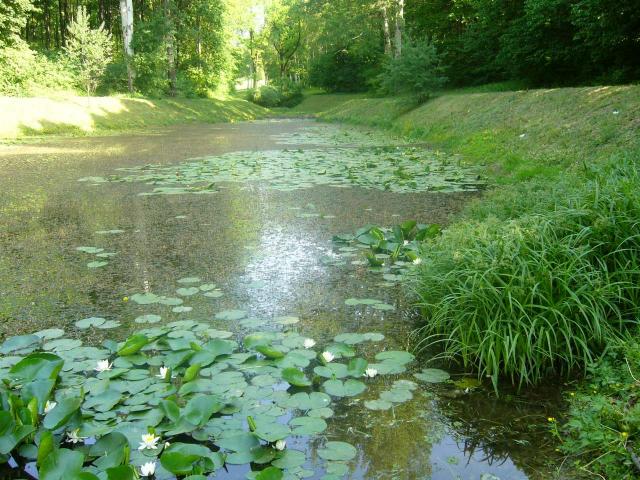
top-left (1, 96), bottom-right (268, 140)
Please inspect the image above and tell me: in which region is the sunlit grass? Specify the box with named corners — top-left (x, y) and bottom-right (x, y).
top-left (0, 95), bottom-right (268, 139)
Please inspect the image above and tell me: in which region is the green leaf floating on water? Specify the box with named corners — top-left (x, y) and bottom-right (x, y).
top-left (317, 441), bottom-right (357, 461)
top-left (75, 317), bottom-right (106, 329)
top-left (176, 287), bottom-right (199, 296)
top-left (134, 314), bottom-right (161, 324)
top-left (289, 416), bottom-right (327, 435)
top-left (39, 448), bottom-right (85, 480)
top-left (281, 367), bottom-right (312, 387)
top-left (323, 379), bottom-right (366, 397)
top-left (43, 396), bottom-right (83, 429)
top-left (0, 334), bottom-right (41, 354)
top-left (414, 368), bottom-right (451, 383)
top-left (255, 466), bottom-right (284, 480)
top-left (117, 334), bottom-right (149, 356)
top-left (364, 399), bottom-right (393, 411)
top-left (160, 442), bottom-right (224, 475)
top-left (215, 309), bottom-right (247, 321)
top-left (76, 246), bottom-right (104, 254)
top-left (87, 261), bottom-right (109, 268)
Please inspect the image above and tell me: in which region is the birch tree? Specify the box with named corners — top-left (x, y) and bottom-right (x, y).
top-left (118, 0), bottom-right (134, 92)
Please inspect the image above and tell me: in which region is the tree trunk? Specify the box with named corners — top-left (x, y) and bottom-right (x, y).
top-left (382, 4), bottom-right (392, 56)
top-left (394, 0), bottom-right (404, 58)
top-left (119, 0), bottom-right (135, 93)
top-left (58, 0), bottom-right (66, 46)
top-left (163, 0), bottom-right (177, 97)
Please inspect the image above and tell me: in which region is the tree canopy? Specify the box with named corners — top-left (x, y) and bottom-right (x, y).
top-left (0, 0), bottom-right (638, 96)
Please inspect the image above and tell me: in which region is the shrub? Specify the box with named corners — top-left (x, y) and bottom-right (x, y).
top-left (376, 38), bottom-right (447, 98)
top-left (0, 41), bottom-right (76, 95)
top-left (413, 160), bottom-right (640, 390)
top-left (247, 83), bottom-right (303, 108)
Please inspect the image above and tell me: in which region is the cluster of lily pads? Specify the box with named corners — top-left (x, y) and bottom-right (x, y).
top-left (77, 146), bottom-right (485, 196)
top-left (324, 221), bottom-right (441, 285)
top-left (76, 246), bottom-right (117, 269)
top-left (270, 126), bottom-right (405, 148)
top-left (0, 315), bottom-right (456, 480)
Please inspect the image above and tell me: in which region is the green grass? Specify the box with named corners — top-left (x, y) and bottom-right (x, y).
top-left (412, 159), bottom-right (640, 390)
top-left (0, 95), bottom-right (268, 139)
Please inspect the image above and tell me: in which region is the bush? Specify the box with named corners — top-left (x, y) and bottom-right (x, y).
top-left (376, 38), bottom-right (447, 98)
top-left (0, 41), bottom-right (76, 95)
top-left (247, 84), bottom-right (303, 108)
top-left (413, 160), bottom-right (640, 390)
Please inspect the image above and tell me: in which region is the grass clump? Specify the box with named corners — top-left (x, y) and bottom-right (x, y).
top-left (412, 159), bottom-right (640, 389)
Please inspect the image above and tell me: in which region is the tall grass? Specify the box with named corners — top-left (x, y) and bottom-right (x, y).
top-left (412, 159), bottom-right (640, 389)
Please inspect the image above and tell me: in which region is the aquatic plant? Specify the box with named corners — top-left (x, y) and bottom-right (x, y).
top-left (0, 321), bottom-right (426, 479)
top-left (329, 221), bottom-right (441, 285)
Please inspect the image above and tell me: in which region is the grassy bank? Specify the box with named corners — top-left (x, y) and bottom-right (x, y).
top-left (302, 85), bottom-right (640, 183)
top-left (0, 95), bottom-right (268, 140)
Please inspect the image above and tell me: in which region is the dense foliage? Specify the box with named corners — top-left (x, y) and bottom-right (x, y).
top-left (413, 159), bottom-right (640, 389)
top-left (1, 0), bottom-right (638, 97)
top-left (0, 0), bottom-right (229, 96)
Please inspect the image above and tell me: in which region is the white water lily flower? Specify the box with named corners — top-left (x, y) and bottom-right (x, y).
top-left (140, 461), bottom-right (156, 477)
top-left (138, 433), bottom-right (161, 450)
top-left (94, 359), bottom-right (112, 372)
top-left (303, 338), bottom-right (316, 349)
top-left (156, 366), bottom-right (169, 379)
top-left (413, 258), bottom-right (422, 265)
top-left (66, 428), bottom-right (86, 444)
top-left (321, 351), bottom-right (335, 363)
top-left (364, 368), bottom-right (378, 378)
top-left (274, 440), bottom-right (287, 451)
top-left (44, 400), bottom-right (57, 414)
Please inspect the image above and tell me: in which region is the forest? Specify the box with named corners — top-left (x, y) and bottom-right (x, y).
top-left (1, 0), bottom-right (638, 98)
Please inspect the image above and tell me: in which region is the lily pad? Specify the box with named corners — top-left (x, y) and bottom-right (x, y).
top-left (134, 314), bottom-right (161, 324)
top-left (75, 317), bottom-right (106, 329)
top-left (317, 441), bottom-right (357, 461)
top-left (215, 310), bottom-right (247, 321)
top-left (414, 368), bottom-right (450, 384)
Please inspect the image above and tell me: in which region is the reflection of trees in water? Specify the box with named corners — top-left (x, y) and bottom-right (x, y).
top-left (437, 384), bottom-right (573, 479)
top-left (319, 387), bottom-right (441, 480)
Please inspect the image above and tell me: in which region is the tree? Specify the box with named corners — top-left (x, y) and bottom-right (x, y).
top-left (0, 0), bottom-right (35, 46)
top-left (118, 0), bottom-right (134, 92)
top-left (377, 37), bottom-right (446, 97)
top-left (64, 7), bottom-right (112, 95)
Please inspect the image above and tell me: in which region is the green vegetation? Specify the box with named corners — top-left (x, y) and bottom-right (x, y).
top-left (0, 316), bottom-right (416, 478)
top-left (558, 342), bottom-right (640, 479)
top-left (0, 96), bottom-right (266, 139)
top-left (414, 161), bottom-right (640, 389)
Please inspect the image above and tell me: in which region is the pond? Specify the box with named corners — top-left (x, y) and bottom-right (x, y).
top-left (0, 119), bottom-right (573, 480)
